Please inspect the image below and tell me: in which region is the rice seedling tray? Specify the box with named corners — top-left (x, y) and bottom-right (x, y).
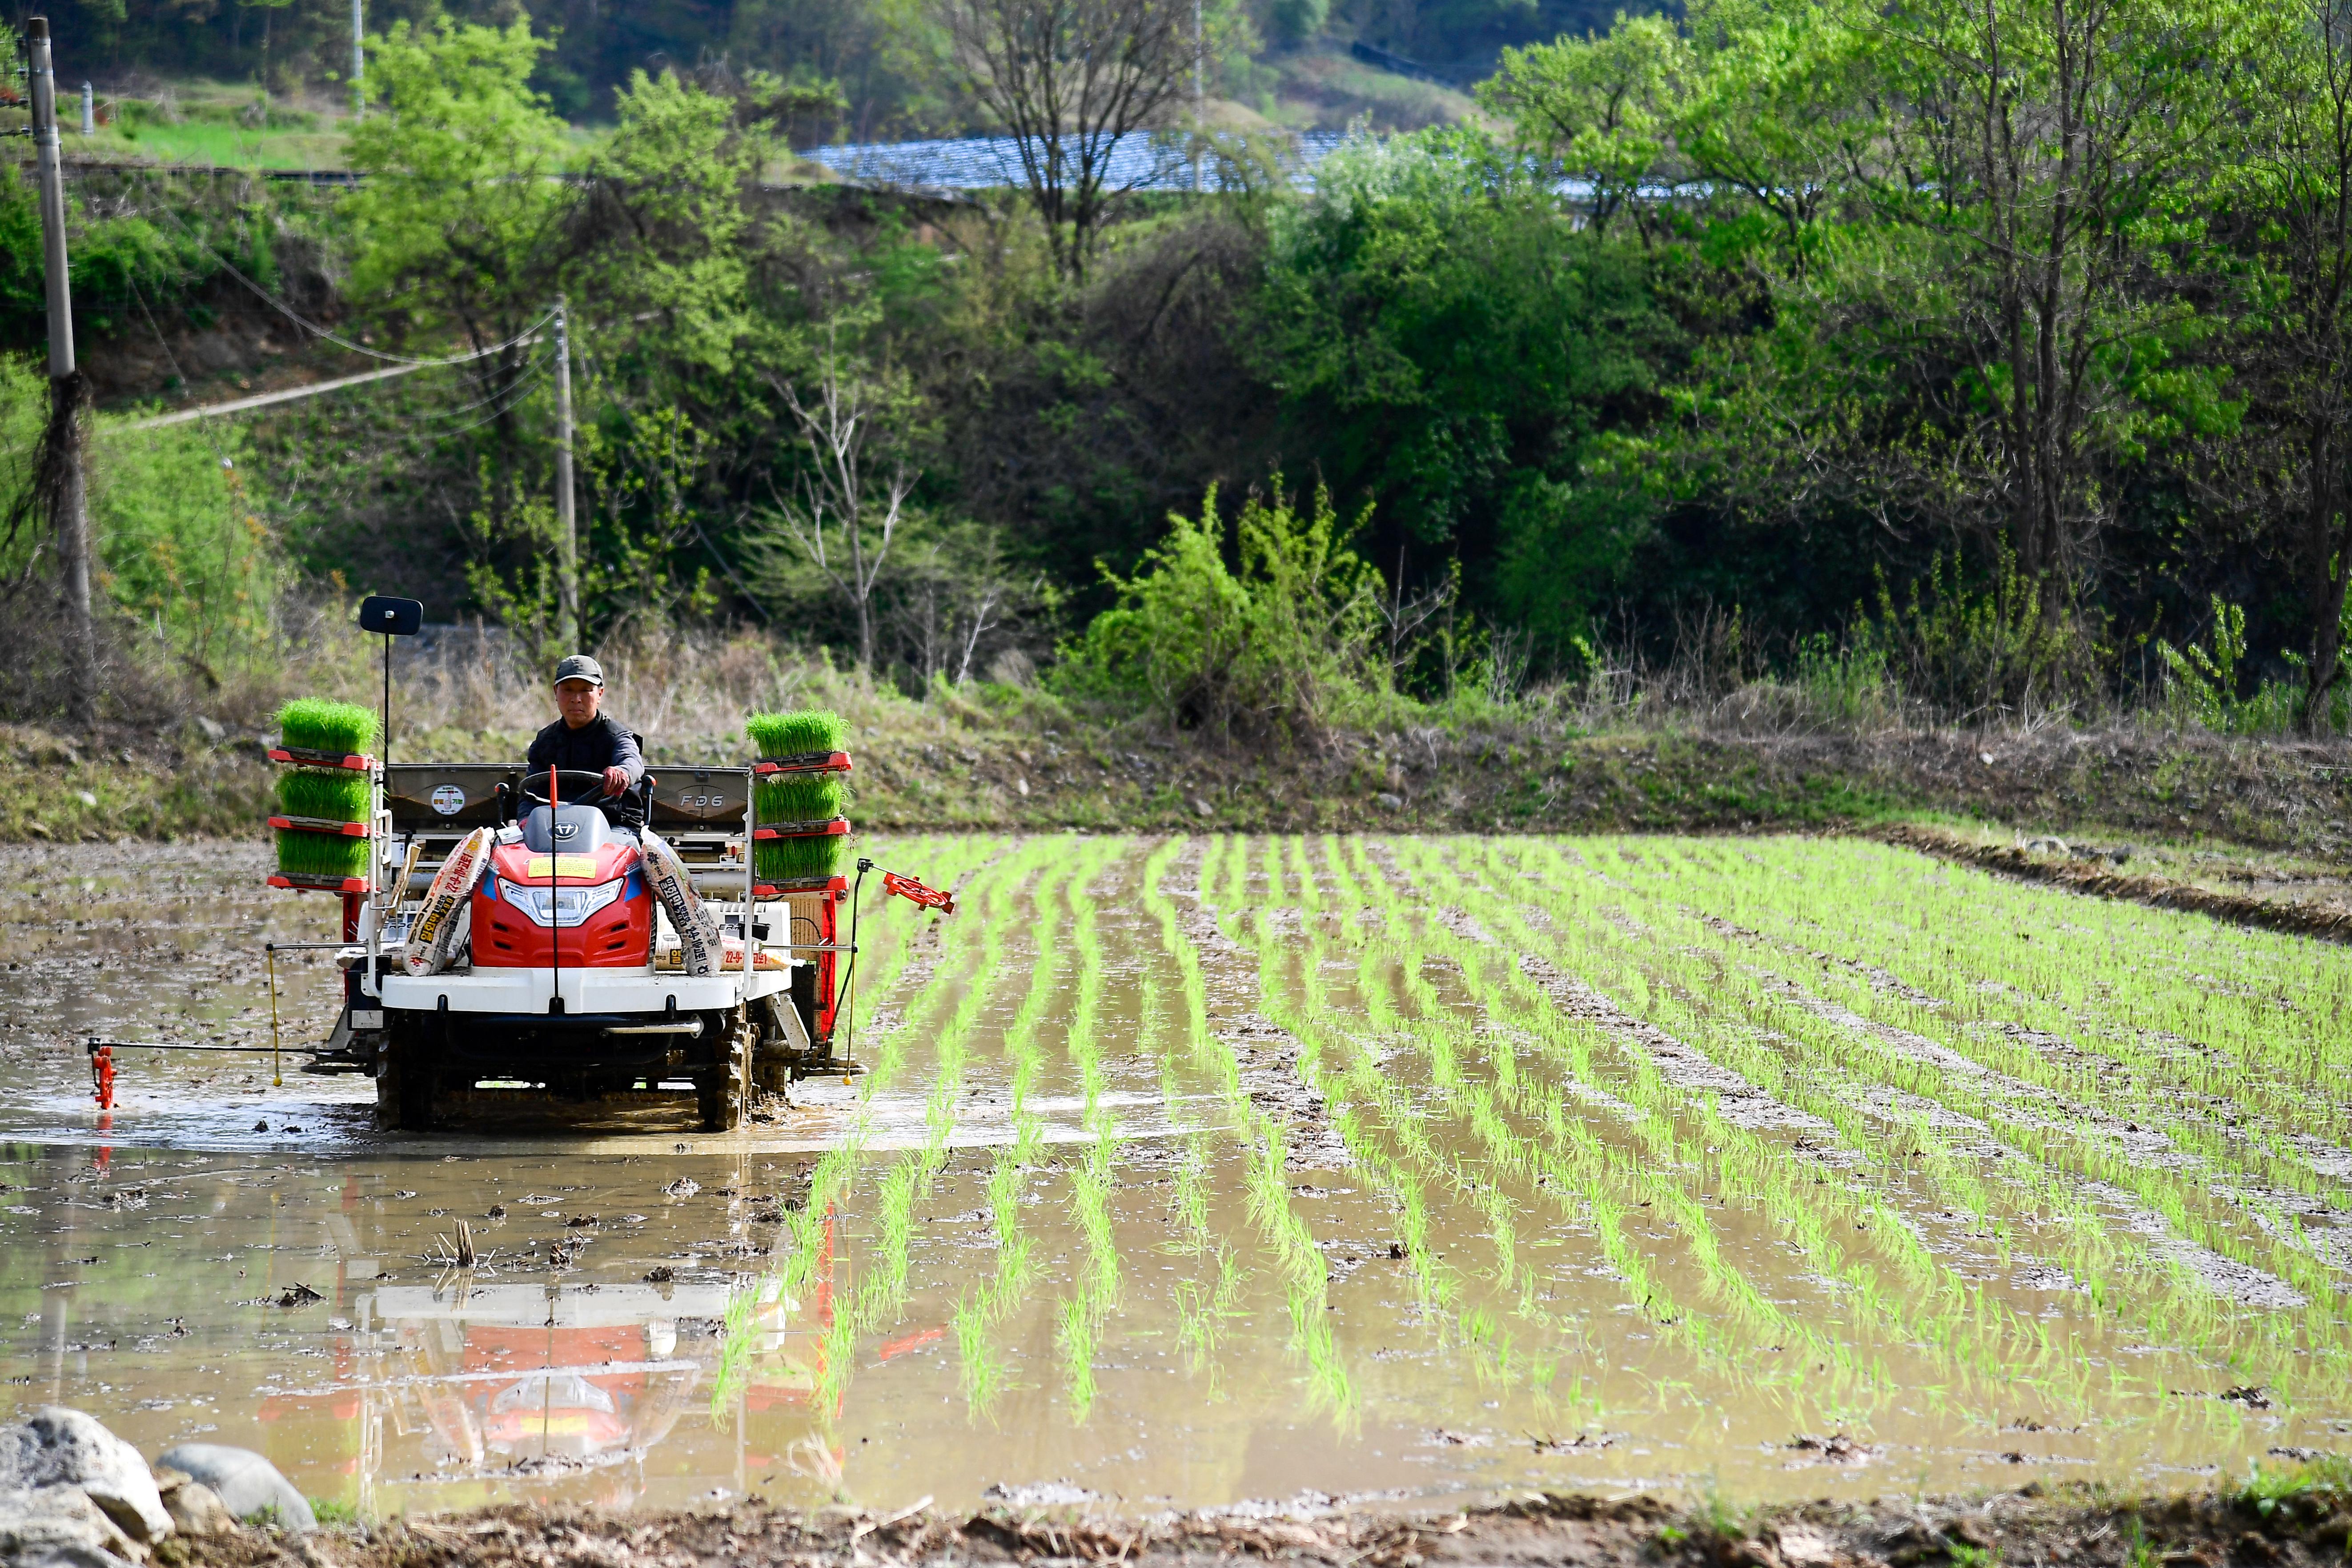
top-left (753, 751), bottom-right (854, 775)
top-left (753, 874), bottom-right (849, 898)
top-left (266, 872), bottom-right (370, 893)
top-left (752, 818), bottom-right (851, 839)
top-left (268, 814), bottom-right (372, 837)
top-left (268, 745), bottom-right (374, 771)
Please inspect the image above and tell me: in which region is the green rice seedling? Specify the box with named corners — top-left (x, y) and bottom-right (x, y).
top-left (745, 709), bottom-right (846, 757)
top-left (755, 831), bottom-right (847, 882)
top-left (954, 1290), bottom-right (1007, 1416)
top-left (755, 771), bottom-right (846, 824)
top-left (1172, 1262), bottom-right (1228, 1375)
top-left (275, 828), bottom-right (371, 880)
top-left (276, 698), bottom-right (378, 754)
top-left (276, 768), bottom-right (371, 822)
top-left (1058, 1287), bottom-right (1100, 1419)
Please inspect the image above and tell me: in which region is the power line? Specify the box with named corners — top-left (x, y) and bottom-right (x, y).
top-left (137, 174), bottom-right (556, 368)
top-left (109, 341), bottom-right (553, 434)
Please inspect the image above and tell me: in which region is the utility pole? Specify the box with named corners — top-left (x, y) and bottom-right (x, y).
top-left (553, 297), bottom-right (579, 650)
top-left (349, 0), bottom-right (364, 119)
top-left (1192, 0), bottom-right (1204, 193)
top-left (28, 18), bottom-right (97, 729)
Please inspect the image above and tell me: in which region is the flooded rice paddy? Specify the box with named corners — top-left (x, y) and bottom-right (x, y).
top-left (1, 834), bottom-right (2349, 1517)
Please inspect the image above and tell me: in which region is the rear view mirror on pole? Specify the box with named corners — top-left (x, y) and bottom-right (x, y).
top-left (361, 595), bottom-right (424, 636)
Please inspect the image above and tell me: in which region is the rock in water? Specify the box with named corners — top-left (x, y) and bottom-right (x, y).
top-left (0, 1407), bottom-right (173, 1544)
top-left (0, 1482), bottom-right (146, 1568)
top-left (151, 1446), bottom-right (313, 1532)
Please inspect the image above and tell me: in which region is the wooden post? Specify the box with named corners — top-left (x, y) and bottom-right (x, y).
top-left (27, 18), bottom-right (97, 729)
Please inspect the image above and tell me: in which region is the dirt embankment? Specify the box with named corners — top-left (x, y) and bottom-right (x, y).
top-left (5, 713), bottom-right (2350, 858)
top-left (1877, 823), bottom-right (2352, 942)
top-left (161, 1484), bottom-right (2352, 1568)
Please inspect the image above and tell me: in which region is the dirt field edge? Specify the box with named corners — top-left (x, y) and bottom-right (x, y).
top-left (158, 1480), bottom-right (2352, 1568)
top-left (1874, 823), bottom-right (2352, 943)
top-left (8, 720), bottom-right (2352, 857)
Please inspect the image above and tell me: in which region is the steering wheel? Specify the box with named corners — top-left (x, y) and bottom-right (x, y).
top-left (520, 768), bottom-right (615, 806)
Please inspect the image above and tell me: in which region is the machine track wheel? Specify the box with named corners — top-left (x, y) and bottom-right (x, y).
top-left (697, 1010), bottom-right (749, 1132)
top-left (377, 1019), bottom-right (437, 1131)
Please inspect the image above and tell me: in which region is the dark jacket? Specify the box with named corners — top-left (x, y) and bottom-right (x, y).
top-left (526, 714), bottom-right (645, 820)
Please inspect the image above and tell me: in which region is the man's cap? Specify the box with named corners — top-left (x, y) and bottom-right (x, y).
top-left (553, 654), bottom-right (605, 688)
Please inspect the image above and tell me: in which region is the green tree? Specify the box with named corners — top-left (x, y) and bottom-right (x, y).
top-left (343, 18), bottom-right (574, 405)
top-left (576, 68), bottom-right (762, 374)
top-left (2226, 0), bottom-right (2352, 730)
top-left (1858, 0), bottom-right (2257, 598)
top-left (1480, 13), bottom-right (1687, 243)
top-left (1256, 128), bottom-right (1674, 648)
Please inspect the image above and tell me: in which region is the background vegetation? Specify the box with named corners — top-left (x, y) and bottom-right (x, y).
top-left (4, 0), bottom-right (2352, 757)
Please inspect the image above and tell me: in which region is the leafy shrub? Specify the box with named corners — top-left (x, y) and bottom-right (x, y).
top-left (1790, 632), bottom-right (1899, 728)
top-left (2157, 597), bottom-right (2304, 735)
top-left (277, 768), bottom-right (371, 822)
top-left (94, 421), bottom-right (279, 685)
top-left (277, 698), bottom-right (379, 754)
top-left (1058, 480), bottom-right (1383, 741)
top-left (1857, 549), bottom-right (2100, 722)
top-left (746, 709), bottom-right (846, 757)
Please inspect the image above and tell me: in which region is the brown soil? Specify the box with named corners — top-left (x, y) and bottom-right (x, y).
top-left (1876, 823), bottom-right (2352, 942)
top-left (159, 1484), bottom-right (2352, 1568)
top-left (7, 712), bottom-right (2352, 870)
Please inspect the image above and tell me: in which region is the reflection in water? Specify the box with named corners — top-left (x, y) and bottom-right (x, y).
top-left (369, 1278), bottom-right (785, 1494)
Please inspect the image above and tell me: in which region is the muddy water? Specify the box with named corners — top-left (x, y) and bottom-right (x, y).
top-left (2, 837), bottom-right (2349, 1518)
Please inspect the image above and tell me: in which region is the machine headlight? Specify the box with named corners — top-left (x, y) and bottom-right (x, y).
top-left (501, 878), bottom-right (624, 928)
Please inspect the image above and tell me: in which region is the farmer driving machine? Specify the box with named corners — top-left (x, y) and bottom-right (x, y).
top-left (191, 612), bottom-right (954, 1132)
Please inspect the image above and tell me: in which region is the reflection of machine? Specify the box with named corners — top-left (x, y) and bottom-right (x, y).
top-left (256, 1213), bottom-right (847, 1516)
top-left (369, 1282), bottom-right (743, 1469)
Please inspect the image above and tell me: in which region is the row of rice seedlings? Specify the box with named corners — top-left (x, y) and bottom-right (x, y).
top-left (1649, 838), bottom-right (2352, 1204)
top-left (1134, 836), bottom-right (1250, 1380)
top-left (1063, 857), bottom-right (1123, 1300)
top-left (1308, 839), bottom-right (1864, 1398)
top-left (1364, 835), bottom-right (2109, 1413)
top-left (1056, 854), bottom-right (1124, 1421)
top-left (1453, 837), bottom-right (2342, 1402)
top-left (1527, 836), bottom-right (2352, 1339)
top-left (715, 835), bottom-right (1017, 1413)
top-left (1695, 838), bottom-right (2352, 1146)
top-left (955, 847), bottom-right (1092, 1418)
top-left (1157, 835), bottom-right (1357, 1415)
